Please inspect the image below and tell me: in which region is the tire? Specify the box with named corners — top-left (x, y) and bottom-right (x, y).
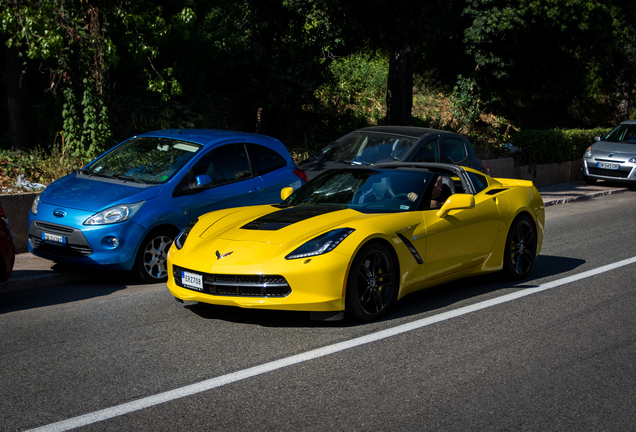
top-left (133, 228), bottom-right (177, 283)
top-left (503, 215), bottom-right (537, 280)
top-left (345, 242), bottom-right (397, 322)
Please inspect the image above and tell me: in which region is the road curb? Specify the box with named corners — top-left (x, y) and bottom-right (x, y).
top-left (540, 184), bottom-right (628, 207)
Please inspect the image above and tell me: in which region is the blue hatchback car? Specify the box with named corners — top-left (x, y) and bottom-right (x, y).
top-left (28, 129), bottom-right (306, 282)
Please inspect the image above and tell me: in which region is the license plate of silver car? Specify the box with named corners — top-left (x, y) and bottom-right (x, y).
top-left (597, 162), bottom-right (619, 170)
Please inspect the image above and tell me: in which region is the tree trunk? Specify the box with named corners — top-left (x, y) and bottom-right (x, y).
top-left (386, 45), bottom-right (414, 126)
top-left (615, 72), bottom-right (632, 122)
top-left (5, 45), bottom-right (35, 150)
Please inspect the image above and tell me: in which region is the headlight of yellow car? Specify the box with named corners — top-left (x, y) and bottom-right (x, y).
top-left (286, 228), bottom-right (354, 260)
top-left (174, 219), bottom-right (198, 250)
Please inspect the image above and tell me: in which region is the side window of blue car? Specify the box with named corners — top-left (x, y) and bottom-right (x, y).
top-left (248, 143), bottom-right (286, 176)
top-left (193, 143), bottom-right (252, 186)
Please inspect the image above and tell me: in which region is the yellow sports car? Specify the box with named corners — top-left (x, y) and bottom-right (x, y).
top-left (167, 163), bottom-right (545, 322)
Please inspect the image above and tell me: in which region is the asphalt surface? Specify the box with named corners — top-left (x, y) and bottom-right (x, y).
top-left (1, 180), bottom-right (630, 295)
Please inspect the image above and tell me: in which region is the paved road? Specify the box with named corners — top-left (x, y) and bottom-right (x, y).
top-left (0, 185), bottom-right (635, 431)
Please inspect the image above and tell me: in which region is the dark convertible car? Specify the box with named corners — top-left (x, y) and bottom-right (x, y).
top-left (298, 126), bottom-right (489, 180)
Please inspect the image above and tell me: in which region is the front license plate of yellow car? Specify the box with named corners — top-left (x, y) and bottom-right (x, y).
top-left (181, 271), bottom-right (203, 291)
top-left (41, 232), bottom-right (66, 245)
top-left (597, 162), bottom-right (619, 170)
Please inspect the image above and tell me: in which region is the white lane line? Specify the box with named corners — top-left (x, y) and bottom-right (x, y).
top-left (27, 256), bottom-right (636, 432)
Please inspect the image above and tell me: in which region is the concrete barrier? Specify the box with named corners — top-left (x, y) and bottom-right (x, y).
top-left (0, 158), bottom-right (584, 253)
top-left (483, 158), bottom-right (583, 187)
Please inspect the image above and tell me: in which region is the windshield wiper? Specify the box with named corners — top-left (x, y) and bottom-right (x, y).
top-left (82, 171), bottom-right (145, 184)
top-left (112, 174), bottom-right (145, 184)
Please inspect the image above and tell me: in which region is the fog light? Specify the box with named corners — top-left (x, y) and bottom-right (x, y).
top-left (102, 236), bottom-right (120, 249)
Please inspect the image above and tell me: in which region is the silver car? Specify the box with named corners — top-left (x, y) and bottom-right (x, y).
top-left (582, 120), bottom-right (636, 184)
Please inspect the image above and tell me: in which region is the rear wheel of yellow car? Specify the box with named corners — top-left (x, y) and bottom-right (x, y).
top-left (345, 242), bottom-right (397, 322)
top-left (503, 214), bottom-right (537, 280)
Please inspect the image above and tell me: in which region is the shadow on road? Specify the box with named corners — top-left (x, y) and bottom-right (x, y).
top-left (181, 254), bottom-right (586, 327)
top-left (390, 254), bottom-right (585, 320)
top-left (0, 271), bottom-right (133, 314)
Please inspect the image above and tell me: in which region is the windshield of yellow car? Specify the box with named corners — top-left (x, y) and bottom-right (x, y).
top-left (281, 168), bottom-right (435, 213)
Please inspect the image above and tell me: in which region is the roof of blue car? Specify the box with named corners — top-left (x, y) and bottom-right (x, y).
top-left (138, 129), bottom-right (279, 146)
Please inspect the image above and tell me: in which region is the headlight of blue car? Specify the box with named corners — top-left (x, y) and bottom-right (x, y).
top-left (286, 228), bottom-right (354, 260)
top-left (31, 194), bottom-right (42, 215)
top-left (84, 202), bottom-right (145, 225)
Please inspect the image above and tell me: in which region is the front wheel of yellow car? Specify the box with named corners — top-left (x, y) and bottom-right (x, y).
top-left (345, 243), bottom-right (397, 322)
top-left (503, 214), bottom-right (537, 280)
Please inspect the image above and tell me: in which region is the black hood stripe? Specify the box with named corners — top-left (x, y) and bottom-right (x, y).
top-left (241, 205), bottom-right (346, 231)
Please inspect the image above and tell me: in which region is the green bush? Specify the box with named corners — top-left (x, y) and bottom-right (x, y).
top-left (0, 143), bottom-right (84, 189)
top-left (316, 52), bottom-right (388, 123)
top-left (510, 127), bottom-right (612, 165)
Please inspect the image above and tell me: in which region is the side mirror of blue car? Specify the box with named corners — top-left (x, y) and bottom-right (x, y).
top-left (195, 175), bottom-right (212, 187)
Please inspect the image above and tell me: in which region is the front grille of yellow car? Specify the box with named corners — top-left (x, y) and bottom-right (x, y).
top-left (173, 265), bottom-right (291, 297)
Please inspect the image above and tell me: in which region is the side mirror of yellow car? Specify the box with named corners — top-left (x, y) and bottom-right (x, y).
top-left (436, 194), bottom-right (475, 218)
top-left (280, 187), bottom-right (294, 201)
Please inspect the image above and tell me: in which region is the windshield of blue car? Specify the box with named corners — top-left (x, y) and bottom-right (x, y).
top-left (318, 132), bottom-right (417, 165)
top-left (604, 124), bottom-right (636, 143)
top-left (281, 168), bottom-right (435, 213)
top-left (81, 137), bottom-right (202, 184)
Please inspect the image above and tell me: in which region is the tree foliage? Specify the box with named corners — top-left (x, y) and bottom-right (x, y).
top-left (1, 0), bottom-right (634, 163)
top-left (1, 0), bottom-right (194, 160)
top-left (462, 0), bottom-right (635, 128)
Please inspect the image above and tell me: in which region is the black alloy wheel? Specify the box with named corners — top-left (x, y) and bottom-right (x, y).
top-left (503, 215), bottom-right (537, 280)
top-left (345, 242), bottom-right (397, 322)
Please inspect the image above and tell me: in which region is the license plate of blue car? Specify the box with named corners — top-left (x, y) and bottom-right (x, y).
top-left (41, 232), bottom-right (66, 245)
top-left (181, 271), bottom-right (203, 291)
top-left (597, 162), bottom-right (619, 170)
